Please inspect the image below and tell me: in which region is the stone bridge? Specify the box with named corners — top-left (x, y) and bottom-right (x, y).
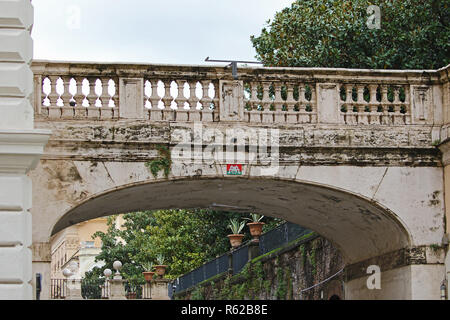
top-left (24, 60), bottom-right (450, 300)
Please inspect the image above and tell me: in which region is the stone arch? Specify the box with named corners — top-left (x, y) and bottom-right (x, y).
top-left (49, 176), bottom-right (411, 265)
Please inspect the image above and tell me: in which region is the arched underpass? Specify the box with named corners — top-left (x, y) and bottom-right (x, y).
top-left (49, 177), bottom-right (413, 299)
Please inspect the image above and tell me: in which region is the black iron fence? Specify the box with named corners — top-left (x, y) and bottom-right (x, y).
top-left (173, 222), bottom-right (310, 294)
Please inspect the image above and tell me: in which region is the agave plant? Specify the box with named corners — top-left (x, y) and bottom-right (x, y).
top-left (156, 253), bottom-right (166, 265)
top-left (245, 213), bottom-right (264, 223)
top-left (141, 261), bottom-right (154, 271)
top-left (228, 218), bottom-right (246, 234)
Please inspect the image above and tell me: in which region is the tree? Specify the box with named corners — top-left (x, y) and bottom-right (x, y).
top-left (85, 209), bottom-right (283, 282)
top-left (251, 0), bottom-right (449, 69)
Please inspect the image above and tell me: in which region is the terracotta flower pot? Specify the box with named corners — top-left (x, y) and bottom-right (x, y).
top-left (247, 222), bottom-right (265, 239)
top-left (142, 271), bottom-right (155, 282)
top-left (154, 265), bottom-right (168, 278)
top-left (227, 234), bottom-right (245, 248)
top-left (126, 292), bottom-right (137, 299)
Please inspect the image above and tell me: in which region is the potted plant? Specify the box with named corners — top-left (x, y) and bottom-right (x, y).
top-left (245, 213), bottom-right (265, 240)
top-left (141, 261), bottom-right (155, 282)
top-left (154, 254), bottom-right (167, 278)
top-left (227, 218), bottom-right (246, 248)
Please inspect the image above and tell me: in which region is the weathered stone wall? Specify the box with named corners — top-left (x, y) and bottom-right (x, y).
top-left (174, 234), bottom-right (345, 300)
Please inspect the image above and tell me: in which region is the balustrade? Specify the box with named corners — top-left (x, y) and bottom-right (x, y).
top-left (32, 61), bottom-right (445, 126)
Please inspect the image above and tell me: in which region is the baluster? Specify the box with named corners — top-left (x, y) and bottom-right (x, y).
top-left (188, 81), bottom-right (200, 121)
top-left (162, 80), bottom-right (173, 108)
top-left (200, 80), bottom-right (213, 122)
top-left (261, 82), bottom-right (272, 123)
top-left (100, 79), bottom-right (111, 107)
top-left (212, 81), bottom-right (219, 122)
top-left (74, 77), bottom-right (86, 117)
top-left (61, 77), bottom-right (73, 107)
top-left (250, 82), bottom-right (259, 110)
top-left (286, 84), bottom-right (297, 123)
top-left (162, 80), bottom-right (174, 121)
top-left (273, 82), bottom-right (284, 123)
top-left (86, 77), bottom-right (98, 107)
top-left (356, 85), bottom-right (368, 124)
top-left (40, 76), bottom-right (48, 116)
top-left (345, 84), bottom-right (356, 124)
top-left (148, 79), bottom-right (162, 121)
top-left (248, 82), bottom-right (261, 123)
top-left (380, 86), bottom-right (390, 124)
top-left (87, 77), bottom-right (99, 118)
top-left (393, 104), bottom-right (403, 125)
top-left (48, 76), bottom-right (61, 118)
top-left (100, 78), bottom-right (113, 119)
top-left (47, 76), bottom-right (59, 107)
top-left (309, 84), bottom-right (317, 123)
top-left (369, 84), bottom-right (380, 124)
top-left (175, 80), bottom-right (188, 121)
top-left (61, 76), bottom-right (74, 118)
top-left (404, 85), bottom-right (411, 124)
top-left (111, 78), bottom-right (119, 118)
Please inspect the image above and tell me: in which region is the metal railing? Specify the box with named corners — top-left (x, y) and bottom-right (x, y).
top-left (50, 279), bottom-right (151, 299)
top-left (173, 222), bottom-right (310, 294)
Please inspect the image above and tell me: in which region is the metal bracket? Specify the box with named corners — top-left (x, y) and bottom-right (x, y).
top-left (205, 57), bottom-right (263, 80)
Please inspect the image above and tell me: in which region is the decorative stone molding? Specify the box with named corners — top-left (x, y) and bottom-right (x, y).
top-left (0, 130), bottom-right (50, 173)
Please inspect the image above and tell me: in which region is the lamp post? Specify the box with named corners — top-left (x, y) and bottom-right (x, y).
top-left (441, 280), bottom-right (447, 300)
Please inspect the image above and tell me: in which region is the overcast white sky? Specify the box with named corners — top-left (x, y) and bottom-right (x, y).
top-left (32, 0), bottom-right (295, 65)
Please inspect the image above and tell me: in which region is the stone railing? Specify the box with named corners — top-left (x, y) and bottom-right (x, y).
top-left (32, 60), bottom-right (448, 126)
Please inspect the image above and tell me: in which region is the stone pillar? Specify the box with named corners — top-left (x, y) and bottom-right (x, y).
top-left (219, 80), bottom-right (244, 121)
top-left (248, 240), bottom-right (261, 261)
top-left (119, 78), bottom-right (144, 119)
top-left (109, 279), bottom-right (126, 300)
top-left (65, 279), bottom-right (82, 300)
top-left (0, 0), bottom-right (51, 300)
top-left (316, 83), bottom-right (340, 124)
top-left (150, 279), bottom-right (170, 300)
top-left (109, 262), bottom-right (126, 300)
top-left (438, 141), bottom-right (450, 299)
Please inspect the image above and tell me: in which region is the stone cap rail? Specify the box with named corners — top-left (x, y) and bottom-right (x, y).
top-left (32, 60), bottom-right (449, 126)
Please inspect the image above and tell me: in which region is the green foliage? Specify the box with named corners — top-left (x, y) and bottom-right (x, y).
top-left (156, 253), bottom-right (165, 265)
top-left (245, 213), bottom-right (265, 223)
top-left (191, 286), bottom-right (205, 300)
top-left (141, 261), bottom-right (153, 271)
top-left (145, 145), bottom-right (171, 178)
top-left (251, 0), bottom-right (449, 69)
top-left (275, 267), bottom-right (287, 300)
top-left (85, 210), bottom-right (282, 282)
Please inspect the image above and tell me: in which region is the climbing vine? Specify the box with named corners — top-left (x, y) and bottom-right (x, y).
top-left (145, 145), bottom-right (172, 178)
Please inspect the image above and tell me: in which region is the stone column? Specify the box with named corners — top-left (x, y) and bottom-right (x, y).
top-left (0, 0), bottom-right (51, 300)
top-left (109, 261), bottom-right (126, 300)
top-left (248, 240), bottom-right (261, 261)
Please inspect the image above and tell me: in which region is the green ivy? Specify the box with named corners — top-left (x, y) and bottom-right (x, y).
top-left (145, 145), bottom-right (172, 178)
